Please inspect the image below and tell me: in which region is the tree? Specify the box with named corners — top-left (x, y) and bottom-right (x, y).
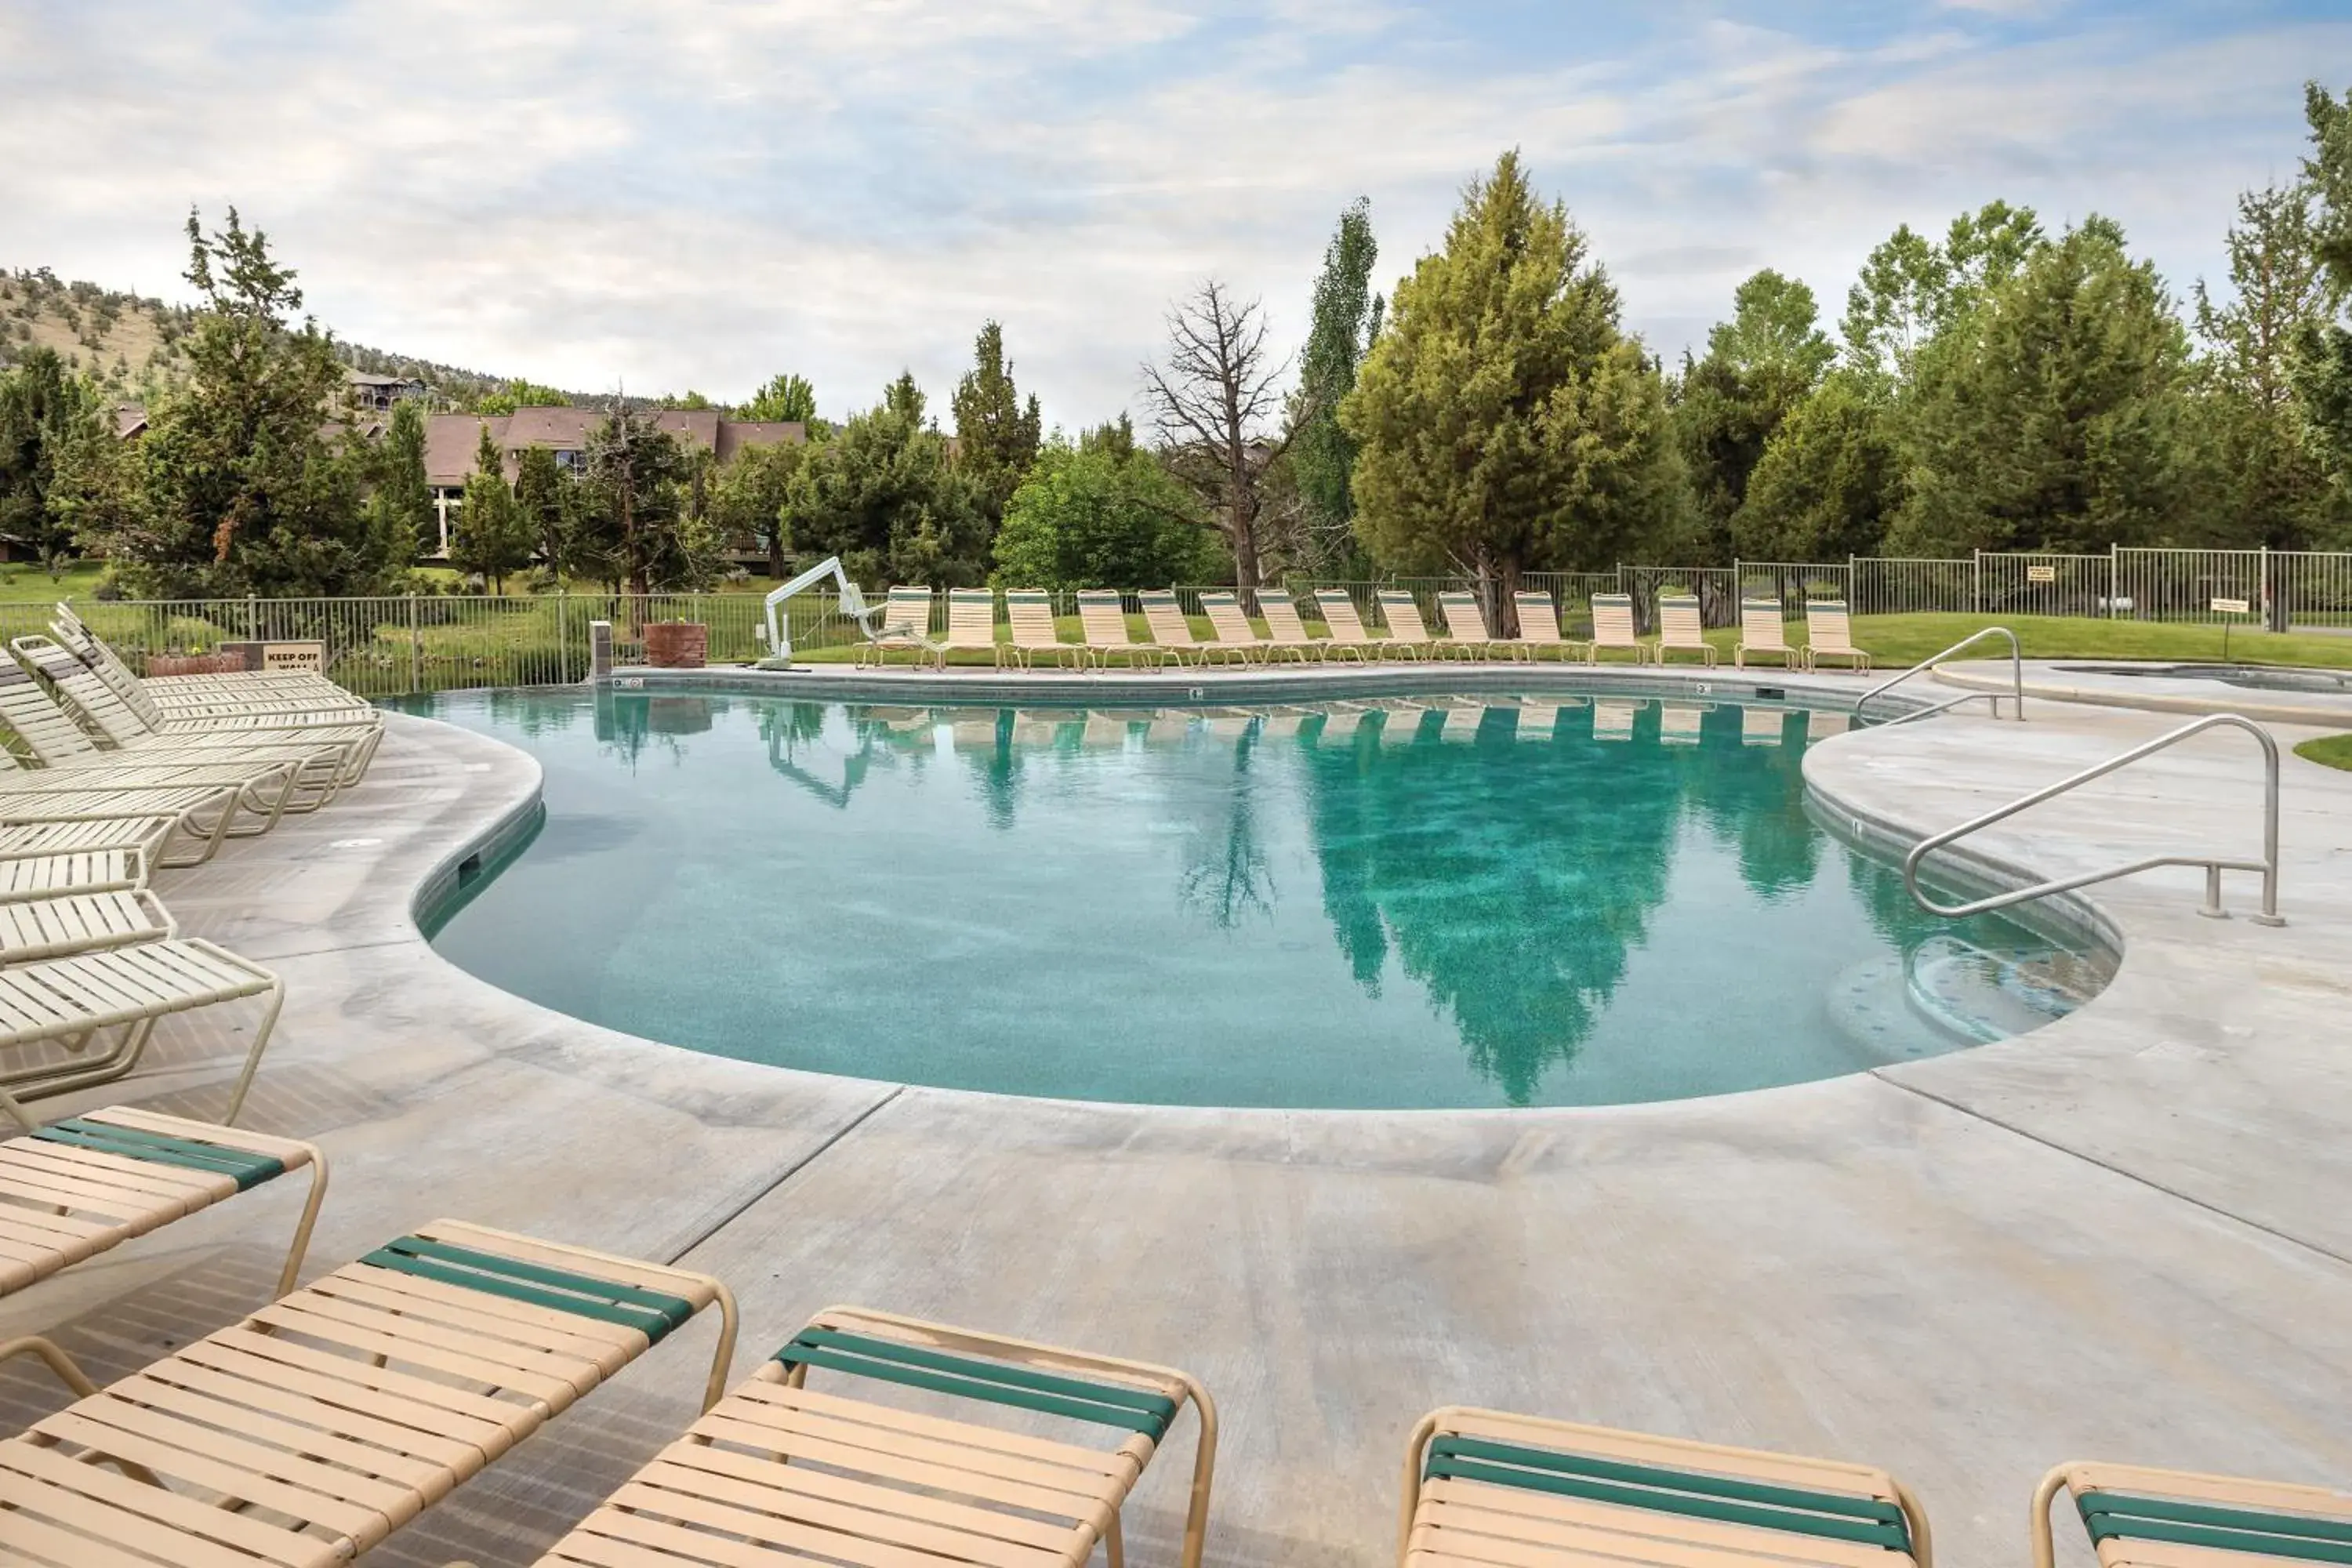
top-left (1342, 151), bottom-right (1681, 629)
top-left (710, 437), bottom-right (804, 578)
top-left (89, 207), bottom-right (394, 598)
top-left (579, 405), bottom-right (717, 597)
top-left (0, 347), bottom-right (104, 575)
top-left (1841, 201), bottom-right (2045, 378)
top-left (368, 397), bottom-right (431, 568)
top-left (1290, 199), bottom-right (1382, 558)
top-left (1888, 217), bottom-right (2191, 555)
top-left (474, 379), bottom-right (570, 416)
top-left (2190, 180), bottom-right (2339, 546)
top-left (1733, 372), bottom-right (1900, 560)
top-left (782, 376), bottom-right (989, 589)
top-left (450, 422), bottom-right (532, 592)
top-left (2293, 81), bottom-right (2352, 533)
top-left (990, 437), bottom-right (1219, 589)
top-left (950, 322), bottom-right (1042, 534)
top-left (742, 372), bottom-right (818, 425)
top-left (512, 443), bottom-right (575, 579)
top-left (1674, 269), bottom-right (1837, 559)
top-left (1141, 281), bottom-right (1295, 586)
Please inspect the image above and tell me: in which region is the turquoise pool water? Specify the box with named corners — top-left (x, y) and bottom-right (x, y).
top-left (414, 689), bottom-right (2108, 1109)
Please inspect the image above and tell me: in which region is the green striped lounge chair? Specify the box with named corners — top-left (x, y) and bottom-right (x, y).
top-left (1200, 591), bottom-right (1272, 664)
top-left (1511, 592), bottom-right (1575, 662)
top-left (1435, 592), bottom-right (1507, 660)
top-left (1656, 596), bottom-right (1718, 667)
top-left (1079, 590), bottom-right (1166, 670)
top-left (1376, 591), bottom-right (1441, 657)
top-left (518, 1305), bottom-right (1218, 1568)
top-left (1586, 594), bottom-right (1650, 663)
top-left (1139, 590), bottom-right (1214, 668)
top-left (856, 586), bottom-right (938, 669)
top-left (1316, 590), bottom-right (1408, 660)
top-left (942, 586), bottom-right (999, 669)
top-left (1007, 590), bottom-right (1086, 670)
top-left (1402, 1407), bottom-right (1931, 1568)
top-left (1256, 588), bottom-right (1346, 662)
top-left (2034, 1460), bottom-right (2352, 1568)
top-left (1805, 601), bottom-right (1872, 671)
top-left (1736, 597), bottom-right (1800, 669)
top-left (0, 1218), bottom-right (736, 1567)
top-left (0, 1108), bottom-right (326, 1392)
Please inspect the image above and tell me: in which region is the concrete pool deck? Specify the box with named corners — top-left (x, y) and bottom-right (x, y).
top-left (2, 669), bottom-right (2348, 1567)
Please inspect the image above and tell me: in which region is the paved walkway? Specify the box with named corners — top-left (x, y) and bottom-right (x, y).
top-left (2, 680), bottom-right (2347, 1568)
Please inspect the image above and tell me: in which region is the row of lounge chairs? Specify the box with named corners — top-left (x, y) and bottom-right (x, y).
top-left (0, 605), bottom-right (382, 1131)
top-left (2, 1156), bottom-right (2339, 1568)
top-left (849, 587), bottom-right (1876, 672)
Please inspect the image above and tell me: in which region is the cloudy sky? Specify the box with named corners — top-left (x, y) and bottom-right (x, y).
top-left (2, 1), bottom-right (2343, 428)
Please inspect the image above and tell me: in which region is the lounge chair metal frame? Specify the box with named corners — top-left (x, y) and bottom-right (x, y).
top-left (1402, 1406), bottom-right (1932, 1568)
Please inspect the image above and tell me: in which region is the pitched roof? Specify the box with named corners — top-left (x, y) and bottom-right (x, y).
top-left (716, 420), bottom-right (806, 463)
top-left (426, 415), bottom-right (509, 488)
top-left (423, 407), bottom-right (804, 487)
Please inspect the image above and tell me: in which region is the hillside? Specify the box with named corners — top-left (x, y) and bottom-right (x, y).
top-left (0, 266), bottom-right (575, 409)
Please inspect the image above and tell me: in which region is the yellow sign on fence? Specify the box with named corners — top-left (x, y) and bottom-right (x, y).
top-left (2210, 597), bottom-right (2251, 615)
top-left (260, 641), bottom-right (325, 672)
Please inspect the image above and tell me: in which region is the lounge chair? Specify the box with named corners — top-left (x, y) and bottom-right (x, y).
top-left (520, 1305), bottom-right (1217, 1568)
top-left (2034, 1460), bottom-right (2352, 1568)
top-left (1201, 591), bottom-right (1272, 664)
top-left (0, 937), bottom-right (284, 1130)
top-left (0, 1107), bottom-right (325, 1360)
top-left (1804, 600), bottom-right (1871, 671)
top-left (1316, 590), bottom-right (1407, 660)
top-left (939, 586), bottom-right (997, 669)
top-left (1402, 1407), bottom-right (1930, 1568)
top-left (0, 887), bottom-right (176, 964)
top-left (1377, 591), bottom-right (1441, 659)
top-left (1006, 590), bottom-right (1086, 670)
top-left (55, 607), bottom-right (368, 721)
top-left (1258, 588), bottom-right (1352, 662)
top-left (0, 1218), bottom-right (736, 1566)
top-left (1140, 590), bottom-right (1216, 668)
top-left (1436, 592), bottom-right (1507, 660)
top-left (0, 826), bottom-right (152, 900)
top-left (1736, 597), bottom-right (1800, 669)
top-left (855, 586), bottom-right (937, 669)
top-left (1080, 590), bottom-right (1166, 670)
top-left (1655, 595), bottom-right (1718, 667)
top-left (1585, 594), bottom-right (1650, 663)
top-left (1510, 592), bottom-right (1576, 662)
top-left (0, 789), bottom-right (243, 868)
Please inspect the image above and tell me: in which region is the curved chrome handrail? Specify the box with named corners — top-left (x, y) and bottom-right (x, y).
top-left (1904, 713), bottom-right (2284, 926)
top-left (1855, 626), bottom-right (2024, 724)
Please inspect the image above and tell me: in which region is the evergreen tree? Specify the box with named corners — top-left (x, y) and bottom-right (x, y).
top-left (711, 438), bottom-right (805, 578)
top-left (1342, 151), bottom-right (1681, 629)
top-left (581, 405), bottom-right (717, 596)
top-left (990, 436), bottom-right (1218, 589)
top-left (1733, 371), bottom-right (1900, 560)
top-left (512, 443), bottom-right (574, 579)
top-left (450, 422), bottom-right (532, 593)
top-left (783, 376), bottom-right (988, 588)
top-left (1889, 217), bottom-right (2191, 555)
top-left (742, 372), bottom-right (818, 425)
top-left (949, 323), bottom-right (1042, 533)
top-left (1841, 201), bottom-right (2045, 379)
top-left (1292, 198), bottom-right (1381, 550)
top-left (0, 347), bottom-right (107, 575)
top-left (2292, 81), bottom-right (2352, 532)
top-left (368, 397), bottom-right (431, 567)
top-left (1673, 269), bottom-right (1836, 560)
top-left (92, 208), bottom-right (394, 597)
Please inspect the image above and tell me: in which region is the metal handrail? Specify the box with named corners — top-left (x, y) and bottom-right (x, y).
top-left (1904, 713), bottom-right (2284, 927)
top-left (1855, 626), bottom-right (2024, 724)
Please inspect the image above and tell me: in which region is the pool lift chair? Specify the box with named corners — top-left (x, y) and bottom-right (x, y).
top-left (755, 555), bottom-right (939, 670)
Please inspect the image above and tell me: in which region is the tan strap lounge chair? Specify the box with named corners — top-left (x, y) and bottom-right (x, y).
top-left (0, 827), bottom-right (151, 900)
top-left (1079, 590), bottom-right (1165, 670)
top-left (1436, 592), bottom-right (1505, 660)
top-left (0, 1106), bottom-right (325, 1325)
top-left (521, 1305), bottom-right (1218, 1568)
top-left (1315, 590), bottom-right (1405, 659)
top-left (0, 789), bottom-right (243, 868)
top-left (1402, 1406), bottom-right (1931, 1568)
top-left (1257, 587), bottom-right (1349, 662)
top-left (1006, 590), bottom-right (1085, 670)
top-left (1377, 591), bottom-right (1441, 659)
top-left (0, 937), bottom-right (285, 1131)
top-left (1201, 592), bottom-right (1272, 664)
top-left (1586, 594), bottom-right (1650, 663)
top-left (0, 759), bottom-right (303, 843)
top-left (856, 586), bottom-right (938, 669)
top-left (1654, 595), bottom-right (1718, 666)
top-left (1805, 600), bottom-right (1871, 670)
top-left (0, 887), bottom-right (175, 963)
top-left (941, 586), bottom-right (999, 669)
top-left (1736, 597), bottom-right (1800, 669)
top-left (2034, 1461), bottom-right (2352, 1568)
top-left (1139, 590), bottom-right (1212, 668)
top-left (1510, 592), bottom-right (1574, 662)
top-left (0, 1218), bottom-right (736, 1568)
top-left (54, 608), bottom-right (368, 724)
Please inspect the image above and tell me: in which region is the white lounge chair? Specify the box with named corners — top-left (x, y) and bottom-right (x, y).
top-left (1737, 597), bottom-right (1801, 669)
top-left (940, 586), bottom-right (997, 669)
top-left (1314, 590), bottom-right (1409, 659)
top-left (1655, 595), bottom-right (1718, 667)
top-left (1508, 592), bottom-right (1575, 661)
top-left (1139, 590), bottom-right (1218, 667)
top-left (1805, 600), bottom-right (1871, 670)
top-left (855, 586), bottom-right (938, 668)
top-left (1585, 594), bottom-right (1650, 663)
top-left (1435, 592), bottom-right (1506, 659)
top-left (1256, 589), bottom-right (1348, 662)
top-left (1079, 590), bottom-right (1165, 670)
top-left (1200, 592), bottom-right (1272, 663)
top-left (1004, 590), bottom-right (1085, 670)
top-left (1375, 592), bottom-right (1440, 658)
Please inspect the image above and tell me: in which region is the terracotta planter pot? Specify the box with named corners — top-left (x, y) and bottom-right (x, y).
top-left (146, 652), bottom-right (249, 677)
top-left (643, 621), bottom-right (709, 669)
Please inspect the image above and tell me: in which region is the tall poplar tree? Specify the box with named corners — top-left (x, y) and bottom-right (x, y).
top-left (1292, 198), bottom-right (1381, 547)
top-left (1341, 151), bottom-right (1679, 629)
top-left (2294, 81), bottom-right (2352, 530)
top-left (950, 322), bottom-right (1041, 535)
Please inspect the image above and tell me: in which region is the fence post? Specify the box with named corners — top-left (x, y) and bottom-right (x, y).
top-left (1973, 550), bottom-right (1982, 614)
top-left (2262, 545), bottom-right (2275, 632)
top-left (2109, 543), bottom-right (2119, 619)
top-left (245, 593), bottom-right (259, 641)
top-left (406, 593), bottom-right (420, 695)
top-left (556, 588), bottom-right (569, 682)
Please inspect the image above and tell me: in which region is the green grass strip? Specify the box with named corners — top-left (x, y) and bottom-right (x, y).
top-left (777, 1334), bottom-right (1171, 1437)
top-left (1425, 1454), bottom-right (1912, 1552)
top-left (362, 1236), bottom-right (695, 1343)
top-left (36, 1120), bottom-right (285, 1192)
top-left (2082, 1492), bottom-right (2352, 1563)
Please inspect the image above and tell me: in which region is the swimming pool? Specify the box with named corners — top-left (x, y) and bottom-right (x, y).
top-left (413, 689), bottom-right (2109, 1109)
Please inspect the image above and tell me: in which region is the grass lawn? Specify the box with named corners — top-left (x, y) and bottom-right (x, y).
top-left (2295, 734), bottom-right (2352, 771)
top-left (0, 561), bottom-right (108, 599)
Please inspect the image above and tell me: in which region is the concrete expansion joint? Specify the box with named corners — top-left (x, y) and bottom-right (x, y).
top-left (662, 1083), bottom-right (907, 1267)
top-left (1875, 1071), bottom-right (2352, 1273)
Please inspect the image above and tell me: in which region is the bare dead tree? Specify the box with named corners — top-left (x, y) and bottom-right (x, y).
top-left (1140, 280), bottom-right (1296, 586)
